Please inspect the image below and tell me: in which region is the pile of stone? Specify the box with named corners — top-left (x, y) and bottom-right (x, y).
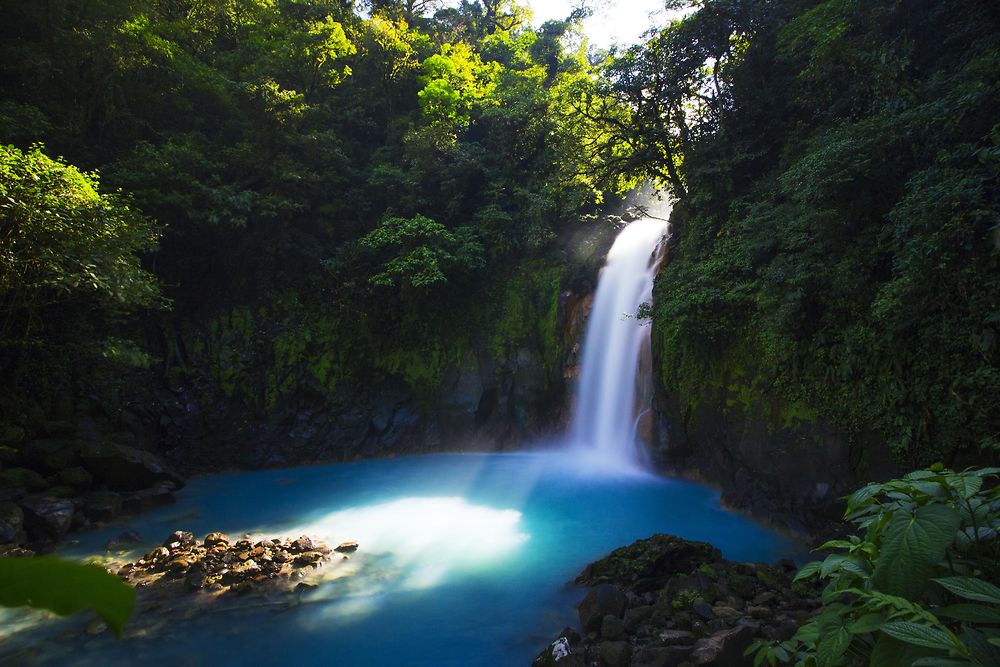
top-left (116, 531), bottom-right (357, 595)
top-left (534, 534), bottom-right (820, 667)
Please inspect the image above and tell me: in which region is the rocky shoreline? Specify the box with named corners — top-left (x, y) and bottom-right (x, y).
top-left (0, 435), bottom-right (184, 552)
top-left (534, 534), bottom-right (819, 667)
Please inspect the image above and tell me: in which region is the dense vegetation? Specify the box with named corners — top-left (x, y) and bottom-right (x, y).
top-left (756, 466), bottom-right (1000, 666)
top-left (578, 0), bottom-right (1000, 467)
top-left (2, 1), bottom-right (998, 475)
top-left (0, 0), bottom-right (617, 441)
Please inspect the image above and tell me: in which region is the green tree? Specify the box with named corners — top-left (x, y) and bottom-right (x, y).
top-left (0, 144), bottom-right (160, 344)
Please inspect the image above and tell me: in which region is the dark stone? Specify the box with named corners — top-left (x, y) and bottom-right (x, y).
top-left (658, 630), bottom-right (696, 644)
top-left (0, 445), bottom-right (20, 465)
top-left (601, 614), bottom-right (626, 641)
top-left (20, 495), bottom-right (75, 539)
top-left (21, 439), bottom-right (81, 472)
top-left (81, 442), bottom-right (185, 492)
top-left (0, 425), bottom-right (26, 444)
top-left (57, 466), bottom-right (93, 490)
top-left (633, 645), bottom-right (696, 667)
top-left (578, 534), bottom-right (721, 590)
top-left (598, 641), bottom-right (632, 667)
top-left (0, 519), bottom-right (16, 543)
top-left (0, 501), bottom-right (24, 530)
top-left (334, 540), bottom-right (359, 553)
top-left (84, 491), bottom-right (123, 522)
top-left (690, 623), bottom-right (756, 666)
top-left (624, 605), bottom-right (655, 632)
top-left (0, 467), bottom-right (47, 493)
top-left (579, 584), bottom-right (628, 633)
top-left (41, 421), bottom-right (76, 438)
top-left (122, 481), bottom-right (177, 513)
top-left (692, 601), bottom-right (715, 620)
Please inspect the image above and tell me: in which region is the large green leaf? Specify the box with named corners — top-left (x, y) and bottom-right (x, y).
top-left (880, 621), bottom-right (956, 651)
top-left (794, 560), bottom-right (823, 581)
top-left (0, 557), bottom-right (135, 637)
top-left (947, 475), bottom-right (983, 500)
top-left (816, 624), bottom-right (851, 667)
top-left (936, 603), bottom-right (1000, 624)
top-left (933, 577), bottom-right (1000, 605)
top-left (872, 504), bottom-right (961, 598)
top-left (848, 612), bottom-right (885, 634)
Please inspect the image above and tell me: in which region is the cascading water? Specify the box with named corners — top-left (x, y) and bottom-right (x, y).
top-left (570, 217), bottom-right (669, 469)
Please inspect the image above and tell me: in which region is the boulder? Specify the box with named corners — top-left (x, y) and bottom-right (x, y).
top-left (0, 519), bottom-right (16, 543)
top-left (691, 623), bottom-right (755, 666)
top-left (57, 466), bottom-right (93, 490)
top-left (81, 442), bottom-right (185, 492)
top-left (0, 501), bottom-right (24, 531)
top-left (632, 645), bottom-right (696, 667)
top-left (0, 424), bottom-right (26, 443)
top-left (20, 494), bottom-right (75, 539)
top-left (21, 440), bottom-right (81, 472)
top-left (577, 534), bottom-right (721, 590)
top-left (598, 641), bottom-right (632, 667)
top-left (601, 614), bottom-right (626, 641)
top-left (0, 445), bottom-right (19, 465)
top-left (84, 491), bottom-right (123, 522)
top-left (579, 584), bottom-right (629, 633)
top-left (122, 481), bottom-right (178, 513)
top-left (0, 467), bottom-right (48, 494)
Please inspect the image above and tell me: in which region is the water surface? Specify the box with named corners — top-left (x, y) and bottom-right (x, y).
top-left (3, 451), bottom-right (798, 666)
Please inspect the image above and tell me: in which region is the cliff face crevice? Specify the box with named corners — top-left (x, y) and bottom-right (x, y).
top-left (646, 354), bottom-right (900, 534)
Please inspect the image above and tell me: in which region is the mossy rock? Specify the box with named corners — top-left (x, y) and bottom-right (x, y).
top-left (0, 501), bottom-right (24, 529)
top-left (577, 534), bottom-right (721, 588)
top-left (0, 467), bottom-right (48, 492)
top-left (726, 573), bottom-right (757, 600)
top-left (0, 446), bottom-right (20, 465)
top-left (0, 424), bottom-right (26, 443)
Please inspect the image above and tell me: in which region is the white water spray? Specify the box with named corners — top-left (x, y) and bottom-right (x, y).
top-left (570, 217), bottom-right (668, 469)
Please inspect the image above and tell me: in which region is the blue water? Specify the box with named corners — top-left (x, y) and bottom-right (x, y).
top-left (2, 452), bottom-right (798, 666)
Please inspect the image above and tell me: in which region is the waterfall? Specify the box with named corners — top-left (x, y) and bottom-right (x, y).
top-left (570, 217), bottom-right (668, 469)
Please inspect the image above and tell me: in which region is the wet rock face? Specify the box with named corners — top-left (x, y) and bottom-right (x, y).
top-left (80, 442), bottom-right (185, 492)
top-left (0, 422), bottom-right (185, 551)
top-left (116, 531), bottom-right (343, 596)
top-left (534, 534), bottom-right (821, 667)
top-left (20, 495), bottom-right (75, 539)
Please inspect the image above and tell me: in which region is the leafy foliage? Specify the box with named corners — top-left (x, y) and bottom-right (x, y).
top-left (749, 467), bottom-right (1000, 666)
top-left (0, 143), bottom-right (160, 344)
top-left (0, 557), bottom-right (136, 637)
top-left (0, 0), bottom-right (615, 420)
top-left (600, 0), bottom-right (1000, 463)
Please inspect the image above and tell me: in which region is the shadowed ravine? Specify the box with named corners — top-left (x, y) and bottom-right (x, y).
top-left (0, 219), bottom-right (799, 666)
